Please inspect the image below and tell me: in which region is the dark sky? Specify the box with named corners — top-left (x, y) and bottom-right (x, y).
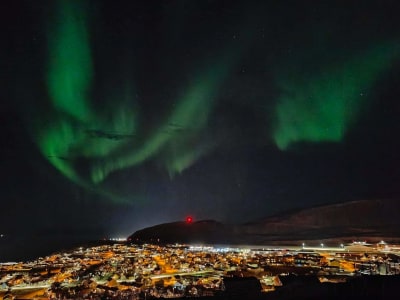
top-left (2, 0), bottom-right (400, 238)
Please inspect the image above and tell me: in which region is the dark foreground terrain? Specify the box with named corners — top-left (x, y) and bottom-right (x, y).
top-left (187, 275), bottom-right (400, 300)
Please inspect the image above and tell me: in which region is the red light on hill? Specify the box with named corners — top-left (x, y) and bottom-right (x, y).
top-left (186, 216), bottom-right (193, 224)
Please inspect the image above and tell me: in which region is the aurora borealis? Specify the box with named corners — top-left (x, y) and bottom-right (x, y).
top-left (39, 0), bottom-right (241, 195)
top-left (3, 0), bottom-right (400, 238)
top-left (273, 42), bottom-right (400, 150)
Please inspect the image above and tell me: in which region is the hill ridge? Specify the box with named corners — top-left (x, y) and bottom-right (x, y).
top-left (129, 199), bottom-right (400, 244)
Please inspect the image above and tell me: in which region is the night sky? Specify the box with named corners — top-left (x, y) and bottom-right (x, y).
top-left (3, 0), bottom-right (400, 238)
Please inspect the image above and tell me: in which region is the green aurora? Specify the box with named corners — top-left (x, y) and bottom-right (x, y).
top-left (273, 43), bottom-right (400, 150)
top-left (33, 0), bottom-right (400, 202)
top-left (37, 0), bottom-right (238, 200)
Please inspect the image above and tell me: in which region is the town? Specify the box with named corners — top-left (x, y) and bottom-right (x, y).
top-left (1, 241), bottom-right (400, 299)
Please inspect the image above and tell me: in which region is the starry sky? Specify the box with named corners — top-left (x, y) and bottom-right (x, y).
top-left (2, 0), bottom-right (400, 238)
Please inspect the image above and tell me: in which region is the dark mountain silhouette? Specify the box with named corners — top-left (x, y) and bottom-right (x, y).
top-left (129, 199), bottom-right (400, 245)
top-left (128, 220), bottom-right (232, 244)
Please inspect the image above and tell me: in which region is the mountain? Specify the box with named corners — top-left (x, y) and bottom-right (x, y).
top-left (128, 199), bottom-right (400, 245)
top-left (128, 220), bottom-right (233, 244)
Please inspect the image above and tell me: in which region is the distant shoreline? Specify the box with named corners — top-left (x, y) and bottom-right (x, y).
top-left (0, 235), bottom-right (107, 263)
top-left (2, 234), bottom-right (400, 264)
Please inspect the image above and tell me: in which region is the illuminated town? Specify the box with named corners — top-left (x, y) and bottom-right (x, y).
top-left (1, 240), bottom-right (399, 299)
